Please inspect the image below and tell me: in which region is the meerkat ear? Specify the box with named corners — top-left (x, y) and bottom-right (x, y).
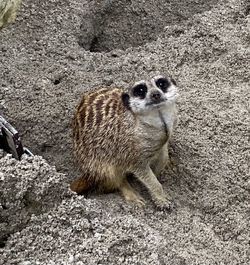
top-left (121, 92), bottom-right (131, 110)
top-left (171, 78), bottom-right (177, 86)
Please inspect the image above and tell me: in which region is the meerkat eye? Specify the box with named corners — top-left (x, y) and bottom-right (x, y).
top-left (132, 84), bottom-right (148, 99)
top-left (155, 77), bottom-right (170, 92)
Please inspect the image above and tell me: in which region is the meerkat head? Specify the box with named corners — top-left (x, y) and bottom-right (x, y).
top-left (122, 75), bottom-right (178, 114)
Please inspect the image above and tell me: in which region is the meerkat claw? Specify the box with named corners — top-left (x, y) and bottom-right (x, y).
top-left (135, 197), bottom-right (146, 207)
top-left (129, 197), bottom-right (146, 207)
top-left (154, 195), bottom-right (173, 211)
top-left (121, 187), bottom-right (146, 207)
top-left (166, 157), bottom-right (178, 170)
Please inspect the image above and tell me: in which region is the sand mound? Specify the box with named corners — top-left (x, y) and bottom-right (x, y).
top-left (0, 0), bottom-right (249, 264)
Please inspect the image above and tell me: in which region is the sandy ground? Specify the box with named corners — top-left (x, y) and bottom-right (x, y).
top-left (0, 0), bottom-right (249, 264)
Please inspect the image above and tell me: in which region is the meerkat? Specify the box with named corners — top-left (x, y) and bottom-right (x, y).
top-left (71, 75), bottom-right (178, 209)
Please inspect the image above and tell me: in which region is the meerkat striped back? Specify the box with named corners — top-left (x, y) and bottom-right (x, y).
top-left (72, 88), bottom-right (134, 166)
top-left (73, 88), bottom-right (126, 140)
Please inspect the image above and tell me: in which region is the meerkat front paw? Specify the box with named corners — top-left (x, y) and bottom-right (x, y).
top-left (153, 194), bottom-right (173, 211)
top-left (166, 157), bottom-right (178, 170)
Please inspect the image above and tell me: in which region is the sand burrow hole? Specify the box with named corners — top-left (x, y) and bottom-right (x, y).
top-left (78, 0), bottom-right (218, 52)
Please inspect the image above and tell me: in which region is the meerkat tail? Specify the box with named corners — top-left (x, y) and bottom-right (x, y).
top-left (70, 175), bottom-right (94, 194)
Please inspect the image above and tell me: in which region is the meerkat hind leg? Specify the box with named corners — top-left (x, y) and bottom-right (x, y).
top-left (120, 179), bottom-right (145, 206)
top-left (100, 167), bottom-right (145, 206)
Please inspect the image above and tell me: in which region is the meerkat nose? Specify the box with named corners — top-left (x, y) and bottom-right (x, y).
top-left (151, 91), bottom-right (161, 102)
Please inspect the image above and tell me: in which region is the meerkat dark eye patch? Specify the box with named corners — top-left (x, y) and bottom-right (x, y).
top-left (132, 83), bottom-right (147, 99)
top-left (155, 77), bottom-right (170, 92)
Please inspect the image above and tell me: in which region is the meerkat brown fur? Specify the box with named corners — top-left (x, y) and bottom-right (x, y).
top-left (71, 75), bottom-right (178, 209)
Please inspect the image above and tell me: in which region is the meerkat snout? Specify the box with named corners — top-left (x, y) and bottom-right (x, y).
top-left (71, 74), bottom-right (178, 210)
top-left (150, 90), bottom-right (162, 103)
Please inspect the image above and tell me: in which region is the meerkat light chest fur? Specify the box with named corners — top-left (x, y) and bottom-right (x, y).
top-left (71, 75), bottom-right (178, 209)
